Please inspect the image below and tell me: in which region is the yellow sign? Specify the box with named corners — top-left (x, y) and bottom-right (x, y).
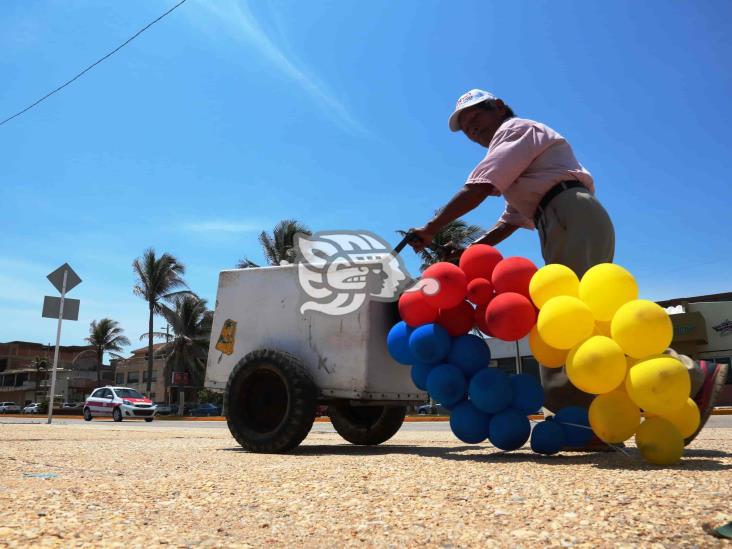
top-left (215, 319), bottom-right (237, 355)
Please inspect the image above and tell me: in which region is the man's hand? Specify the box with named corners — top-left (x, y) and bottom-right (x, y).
top-left (406, 227), bottom-right (435, 252)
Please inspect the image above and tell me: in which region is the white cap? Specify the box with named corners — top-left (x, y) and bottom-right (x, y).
top-left (448, 89), bottom-right (497, 132)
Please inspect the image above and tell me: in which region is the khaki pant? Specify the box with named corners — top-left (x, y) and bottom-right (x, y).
top-left (537, 187), bottom-right (615, 411)
top-left (536, 187), bottom-right (703, 411)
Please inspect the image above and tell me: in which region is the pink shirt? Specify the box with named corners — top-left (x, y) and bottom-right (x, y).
top-left (465, 117), bottom-right (594, 229)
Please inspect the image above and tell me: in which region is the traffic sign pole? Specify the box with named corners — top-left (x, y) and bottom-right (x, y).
top-left (46, 268), bottom-right (68, 425)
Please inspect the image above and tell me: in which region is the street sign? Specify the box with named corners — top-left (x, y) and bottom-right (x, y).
top-left (47, 263), bottom-right (81, 294)
top-left (43, 262), bottom-right (81, 425)
top-left (42, 296), bottom-right (80, 320)
top-left (171, 372), bottom-right (190, 386)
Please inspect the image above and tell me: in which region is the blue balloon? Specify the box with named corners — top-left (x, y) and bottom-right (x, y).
top-left (509, 374), bottom-right (544, 415)
top-left (426, 364), bottom-right (467, 407)
top-left (447, 334), bottom-right (491, 379)
top-left (468, 368), bottom-right (512, 414)
top-left (488, 408), bottom-right (531, 451)
top-left (408, 323), bottom-right (451, 364)
top-left (450, 400), bottom-right (492, 444)
top-left (386, 321), bottom-right (415, 365)
top-left (530, 420), bottom-right (566, 455)
top-left (554, 406), bottom-right (593, 447)
top-left (410, 362), bottom-right (434, 391)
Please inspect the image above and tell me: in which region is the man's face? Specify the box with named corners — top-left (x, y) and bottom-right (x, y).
top-left (458, 103), bottom-right (506, 148)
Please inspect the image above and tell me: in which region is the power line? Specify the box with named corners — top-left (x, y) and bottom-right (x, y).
top-left (0, 0), bottom-right (188, 128)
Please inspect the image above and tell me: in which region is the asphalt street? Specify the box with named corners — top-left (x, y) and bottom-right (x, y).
top-left (2, 415), bottom-right (730, 429)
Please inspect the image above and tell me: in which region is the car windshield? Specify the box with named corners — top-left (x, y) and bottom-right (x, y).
top-left (114, 389), bottom-right (144, 398)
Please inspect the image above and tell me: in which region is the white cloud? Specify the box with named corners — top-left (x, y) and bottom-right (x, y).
top-left (180, 220), bottom-right (263, 234)
top-left (190, 0), bottom-right (367, 135)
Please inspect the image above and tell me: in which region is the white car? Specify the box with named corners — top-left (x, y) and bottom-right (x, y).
top-left (0, 402), bottom-right (21, 414)
top-left (83, 386), bottom-right (157, 422)
top-left (23, 402), bottom-right (41, 414)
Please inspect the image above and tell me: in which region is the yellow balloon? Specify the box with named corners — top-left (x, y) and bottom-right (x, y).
top-left (589, 391), bottom-right (641, 443)
top-left (537, 296), bottom-right (595, 350)
top-left (635, 417), bottom-right (684, 465)
top-left (565, 336), bottom-right (627, 394)
top-left (611, 300), bottom-right (673, 359)
top-left (595, 320), bottom-right (612, 337)
top-left (657, 397), bottom-right (700, 439)
top-left (528, 325), bottom-right (568, 368)
top-left (625, 356), bottom-right (690, 415)
top-left (579, 263), bottom-right (638, 321)
top-left (529, 264), bottom-right (579, 309)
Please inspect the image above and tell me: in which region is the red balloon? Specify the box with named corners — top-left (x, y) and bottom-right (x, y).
top-left (491, 257), bottom-right (538, 298)
top-left (466, 278), bottom-right (494, 306)
top-left (398, 289), bottom-right (438, 327)
top-left (421, 262), bottom-right (467, 309)
top-left (436, 301), bottom-right (474, 337)
top-left (484, 292), bottom-right (536, 341)
top-left (474, 303), bottom-right (492, 336)
top-left (459, 244), bottom-right (503, 282)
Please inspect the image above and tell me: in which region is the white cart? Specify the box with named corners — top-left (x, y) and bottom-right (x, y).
top-left (205, 265), bottom-right (426, 453)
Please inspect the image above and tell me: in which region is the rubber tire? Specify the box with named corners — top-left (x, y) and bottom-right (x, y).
top-left (225, 349), bottom-right (317, 453)
top-left (328, 403), bottom-right (406, 445)
top-left (112, 407), bottom-right (123, 422)
top-left (144, 417), bottom-right (154, 423)
top-left (83, 407), bottom-right (92, 421)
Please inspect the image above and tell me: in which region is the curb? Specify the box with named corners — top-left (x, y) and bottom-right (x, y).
top-left (3, 408), bottom-right (731, 421)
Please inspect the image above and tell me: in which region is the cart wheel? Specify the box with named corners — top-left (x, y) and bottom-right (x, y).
top-left (328, 403), bottom-right (406, 445)
top-left (225, 349), bottom-right (317, 453)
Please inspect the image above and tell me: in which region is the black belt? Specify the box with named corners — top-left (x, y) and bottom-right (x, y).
top-left (533, 180), bottom-right (586, 224)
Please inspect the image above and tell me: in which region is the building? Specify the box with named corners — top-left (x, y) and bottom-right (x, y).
top-left (112, 344), bottom-right (201, 406)
top-left (111, 344), bottom-right (168, 402)
top-left (486, 292), bottom-right (732, 406)
top-left (0, 341), bottom-right (113, 406)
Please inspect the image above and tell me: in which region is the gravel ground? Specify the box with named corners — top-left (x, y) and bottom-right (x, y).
top-left (0, 422), bottom-right (730, 548)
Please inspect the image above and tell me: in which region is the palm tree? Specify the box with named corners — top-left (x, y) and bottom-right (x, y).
top-left (85, 319), bottom-right (130, 385)
top-left (237, 219), bottom-right (311, 267)
top-left (133, 248), bottom-right (188, 396)
top-left (143, 294), bottom-right (212, 415)
top-left (162, 294), bottom-right (212, 386)
top-left (400, 218), bottom-right (485, 271)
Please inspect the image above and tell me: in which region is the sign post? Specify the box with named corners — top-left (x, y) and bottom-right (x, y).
top-left (43, 263), bottom-right (81, 424)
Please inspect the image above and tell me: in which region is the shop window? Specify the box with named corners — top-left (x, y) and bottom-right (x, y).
top-left (520, 356), bottom-right (541, 381)
top-left (495, 357), bottom-right (518, 376)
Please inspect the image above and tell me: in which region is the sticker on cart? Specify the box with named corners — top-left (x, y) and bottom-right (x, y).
top-left (215, 319), bottom-right (237, 362)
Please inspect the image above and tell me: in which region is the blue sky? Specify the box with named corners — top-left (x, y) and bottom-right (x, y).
top-left (1, 0), bottom-right (731, 356)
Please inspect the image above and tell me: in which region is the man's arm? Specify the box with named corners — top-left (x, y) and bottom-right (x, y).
top-left (409, 184), bottom-right (496, 251)
top-left (473, 221), bottom-right (518, 246)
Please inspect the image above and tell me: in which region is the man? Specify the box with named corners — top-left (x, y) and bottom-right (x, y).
top-left (408, 88), bottom-right (727, 444)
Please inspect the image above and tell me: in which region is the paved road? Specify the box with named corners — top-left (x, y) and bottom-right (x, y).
top-left (2, 415), bottom-right (730, 429)
top-left (1, 418), bottom-right (730, 547)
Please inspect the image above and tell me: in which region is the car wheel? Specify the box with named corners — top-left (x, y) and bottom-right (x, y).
top-left (144, 417), bottom-right (154, 423)
top-left (328, 403), bottom-right (406, 446)
top-left (112, 407), bottom-right (123, 422)
top-left (225, 348), bottom-right (317, 454)
top-left (83, 407), bottom-right (93, 421)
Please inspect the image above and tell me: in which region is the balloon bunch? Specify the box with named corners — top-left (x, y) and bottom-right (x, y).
top-left (530, 263), bottom-right (698, 465)
top-left (531, 406), bottom-right (594, 455)
top-left (387, 245), bottom-right (547, 450)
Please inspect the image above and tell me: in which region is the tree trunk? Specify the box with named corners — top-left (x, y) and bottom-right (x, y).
top-left (177, 387), bottom-right (185, 417)
top-left (97, 348), bottom-right (102, 386)
top-left (146, 305), bottom-right (154, 396)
